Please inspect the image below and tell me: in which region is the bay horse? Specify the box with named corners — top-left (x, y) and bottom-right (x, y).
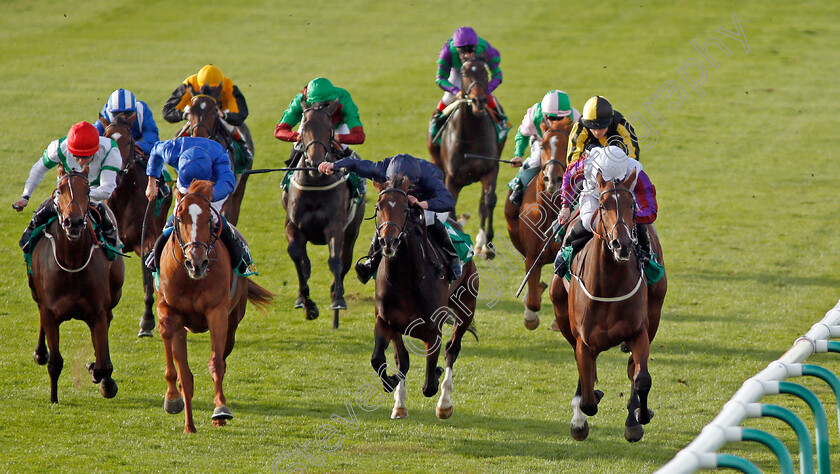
top-left (504, 125), bottom-right (570, 330)
top-left (187, 94), bottom-right (253, 226)
top-left (28, 167), bottom-right (125, 403)
top-left (282, 100), bottom-right (365, 329)
top-left (155, 179), bottom-right (273, 433)
top-left (549, 170), bottom-right (666, 442)
top-left (371, 175), bottom-right (478, 420)
top-left (103, 117), bottom-right (172, 337)
top-left (429, 57), bottom-right (506, 260)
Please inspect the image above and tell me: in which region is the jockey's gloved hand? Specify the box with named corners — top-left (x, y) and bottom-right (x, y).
top-left (509, 156), bottom-right (523, 168)
top-left (217, 110), bottom-right (227, 121)
top-left (12, 196), bottom-right (28, 211)
top-left (558, 207), bottom-right (571, 225)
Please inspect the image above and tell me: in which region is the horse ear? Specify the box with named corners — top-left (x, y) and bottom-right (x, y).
top-left (301, 99), bottom-right (309, 110)
top-left (623, 168), bottom-right (637, 187)
top-left (596, 171), bottom-right (607, 189)
top-left (58, 164), bottom-right (67, 177)
top-left (99, 116), bottom-right (110, 128)
top-left (174, 188), bottom-right (184, 202)
top-left (326, 100), bottom-right (340, 114)
top-left (81, 164), bottom-right (90, 178)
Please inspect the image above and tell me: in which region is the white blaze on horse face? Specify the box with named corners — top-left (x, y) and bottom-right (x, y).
top-left (188, 203), bottom-right (203, 243)
top-left (200, 101), bottom-right (207, 110)
top-left (549, 135), bottom-right (561, 158)
top-left (388, 201), bottom-right (396, 208)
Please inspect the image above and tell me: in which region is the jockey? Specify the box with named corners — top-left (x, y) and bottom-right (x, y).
top-left (507, 90), bottom-right (581, 207)
top-left (429, 26), bottom-right (506, 139)
top-left (567, 95), bottom-right (640, 165)
top-left (274, 77), bottom-right (365, 166)
top-left (94, 88), bottom-right (160, 156)
top-left (318, 153), bottom-right (461, 284)
top-left (162, 64), bottom-right (249, 126)
top-left (554, 145), bottom-right (657, 278)
top-left (13, 121), bottom-right (122, 253)
top-left (144, 137), bottom-right (245, 272)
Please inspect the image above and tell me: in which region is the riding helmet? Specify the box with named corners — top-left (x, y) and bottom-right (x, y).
top-left (306, 78), bottom-right (338, 103)
top-left (385, 154), bottom-right (422, 183)
top-left (67, 122), bottom-right (100, 157)
top-left (452, 26), bottom-right (479, 47)
top-left (197, 64), bottom-right (224, 88)
top-left (540, 90), bottom-right (572, 119)
top-left (106, 89), bottom-right (137, 114)
top-left (581, 96), bottom-right (614, 130)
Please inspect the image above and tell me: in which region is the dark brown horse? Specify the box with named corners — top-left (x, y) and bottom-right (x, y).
top-left (187, 94), bottom-right (253, 226)
top-left (429, 57), bottom-right (506, 260)
top-left (504, 125), bottom-right (570, 330)
top-left (282, 100), bottom-right (365, 329)
top-left (549, 170), bottom-right (666, 442)
top-left (155, 180), bottom-right (273, 433)
top-left (103, 117), bottom-right (172, 337)
top-left (371, 175), bottom-right (478, 419)
top-left (28, 167), bottom-right (125, 403)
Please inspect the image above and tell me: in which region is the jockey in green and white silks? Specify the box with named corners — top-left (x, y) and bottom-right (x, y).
top-left (507, 90), bottom-right (580, 207)
top-left (14, 121), bottom-right (122, 253)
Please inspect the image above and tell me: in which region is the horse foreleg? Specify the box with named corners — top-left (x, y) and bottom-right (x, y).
top-left (171, 327), bottom-right (195, 433)
top-left (159, 314), bottom-right (185, 417)
top-left (33, 327), bottom-right (48, 365)
top-left (575, 339), bottom-right (600, 417)
top-left (625, 328), bottom-right (653, 443)
top-left (437, 307), bottom-right (474, 419)
top-left (327, 228), bottom-right (347, 312)
top-left (138, 263), bottom-right (156, 337)
top-left (207, 307), bottom-right (232, 427)
top-left (287, 225), bottom-right (317, 319)
top-left (570, 380), bottom-right (591, 441)
top-left (86, 310), bottom-right (117, 398)
top-left (478, 175), bottom-right (497, 259)
top-left (391, 335), bottom-right (411, 419)
top-left (523, 256), bottom-right (541, 330)
top-left (421, 336), bottom-right (443, 399)
top-left (40, 310), bottom-right (62, 404)
top-left (549, 275), bottom-right (572, 340)
top-left (370, 317), bottom-right (403, 394)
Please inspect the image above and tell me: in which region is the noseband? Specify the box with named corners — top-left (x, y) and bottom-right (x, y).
top-left (173, 192), bottom-right (222, 266)
top-left (300, 105), bottom-right (336, 167)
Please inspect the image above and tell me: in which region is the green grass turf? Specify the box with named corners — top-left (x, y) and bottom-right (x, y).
top-left (1, 0), bottom-right (840, 472)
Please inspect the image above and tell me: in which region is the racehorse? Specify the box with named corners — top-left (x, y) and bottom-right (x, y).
top-left (186, 94), bottom-right (253, 226)
top-left (28, 167), bottom-right (125, 403)
top-left (504, 125), bottom-right (570, 330)
top-left (155, 180), bottom-right (273, 433)
top-left (549, 170), bottom-right (667, 442)
top-left (429, 57), bottom-right (506, 260)
top-left (282, 100), bottom-right (365, 329)
top-left (103, 117), bottom-right (172, 337)
top-left (371, 175), bottom-right (478, 420)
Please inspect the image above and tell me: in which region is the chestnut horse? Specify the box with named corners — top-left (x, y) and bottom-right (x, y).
top-left (429, 57), bottom-right (506, 259)
top-left (155, 180), bottom-right (273, 433)
top-left (372, 175), bottom-right (478, 420)
top-left (187, 94), bottom-right (253, 226)
top-left (282, 100), bottom-right (365, 329)
top-left (504, 124), bottom-right (570, 330)
top-left (549, 170), bottom-right (666, 442)
top-left (103, 117), bottom-right (172, 337)
top-left (28, 168), bottom-right (125, 403)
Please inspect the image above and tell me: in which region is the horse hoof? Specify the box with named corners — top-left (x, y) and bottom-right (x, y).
top-left (549, 320), bottom-right (560, 332)
top-left (524, 313), bottom-right (540, 330)
top-left (86, 362), bottom-right (102, 383)
top-left (571, 421), bottom-right (590, 441)
top-left (33, 351), bottom-right (48, 365)
top-left (294, 295), bottom-right (305, 309)
top-left (635, 407), bottom-right (654, 425)
top-left (330, 298), bottom-right (347, 310)
top-left (625, 424), bottom-right (645, 442)
top-left (436, 405), bottom-right (453, 419)
top-left (391, 407), bottom-right (408, 419)
top-left (164, 396), bottom-right (185, 414)
top-left (304, 301), bottom-right (319, 320)
top-left (483, 246), bottom-right (496, 260)
top-left (212, 406), bottom-right (233, 420)
top-left (139, 317), bottom-right (155, 337)
top-left (137, 328), bottom-right (154, 338)
top-left (100, 378), bottom-right (118, 399)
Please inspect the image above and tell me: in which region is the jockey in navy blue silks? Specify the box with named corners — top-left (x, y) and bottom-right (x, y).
top-left (144, 137), bottom-right (244, 271)
top-left (94, 89), bottom-right (160, 156)
top-left (319, 153), bottom-right (461, 284)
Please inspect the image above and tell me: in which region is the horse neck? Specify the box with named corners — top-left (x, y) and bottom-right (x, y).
top-left (455, 100), bottom-right (490, 132)
top-left (582, 232), bottom-right (639, 292)
top-left (380, 224), bottom-right (434, 284)
top-left (49, 216), bottom-right (95, 268)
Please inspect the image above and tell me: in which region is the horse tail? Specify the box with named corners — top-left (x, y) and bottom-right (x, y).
top-left (245, 278), bottom-right (274, 310)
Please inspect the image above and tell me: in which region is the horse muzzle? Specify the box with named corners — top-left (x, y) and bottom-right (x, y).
top-left (380, 236), bottom-right (400, 259)
top-left (62, 218), bottom-right (86, 241)
top-left (183, 254), bottom-right (209, 279)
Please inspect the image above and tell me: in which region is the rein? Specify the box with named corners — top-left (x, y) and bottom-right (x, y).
top-left (50, 172), bottom-right (97, 272)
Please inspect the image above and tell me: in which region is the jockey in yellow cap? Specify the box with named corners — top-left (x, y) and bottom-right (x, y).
top-left (162, 64), bottom-right (249, 127)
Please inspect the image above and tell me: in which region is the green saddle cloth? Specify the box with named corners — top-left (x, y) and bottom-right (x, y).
top-left (560, 245), bottom-right (664, 285)
top-left (444, 221), bottom-right (474, 264)
top-left (230, 141), bottom-right (252, 174)
top-left (24, 217), bottom-right (122, 274)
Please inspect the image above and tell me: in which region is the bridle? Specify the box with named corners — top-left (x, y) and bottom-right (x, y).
top-left (375, 188), bottom-right (412, 246)
top-left (55, 171), bottom-right (90, 235)
top-left (300, 104), bottom-right (337, 168)
top-left (106, 120), bottom-right (144, 182)
top-left (594, 181), bottom-right (638, 257)
top-left (460, 60), bottom-right (488, 110)
top-left (172, 192), bottom-right (221, 268)
top-left (188, 94), bottom-right (219, 139)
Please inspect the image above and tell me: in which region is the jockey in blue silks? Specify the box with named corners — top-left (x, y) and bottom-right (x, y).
top-left (319, 153), bottom-right (461, 284)
top-left (94, 89), bottom-right (160, 156)
top-left (144, 137), bottom-right (245, 271)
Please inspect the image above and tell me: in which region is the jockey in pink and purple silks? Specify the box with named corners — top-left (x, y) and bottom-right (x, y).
top-left (429, 26), bottom-right (507, 139)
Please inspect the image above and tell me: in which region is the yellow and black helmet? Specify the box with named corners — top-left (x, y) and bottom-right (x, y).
top-left (581, 96), bottom-right (614, 130)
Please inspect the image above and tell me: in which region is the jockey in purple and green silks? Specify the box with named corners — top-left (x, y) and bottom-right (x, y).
top-left (507, 90), bottom-right (581, 207)
top-left (429, 26), bottom-right (507, 139)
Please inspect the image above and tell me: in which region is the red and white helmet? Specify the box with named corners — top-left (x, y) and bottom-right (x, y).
top-left (67, 121), bottom-right (100, 157)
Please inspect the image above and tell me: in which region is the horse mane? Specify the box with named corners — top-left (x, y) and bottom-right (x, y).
top-left (385, 174), bottom-right (411, 191)
top-left (187, 179), bottom-right (214, 200)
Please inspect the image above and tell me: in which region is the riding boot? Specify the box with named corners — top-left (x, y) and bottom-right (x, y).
top-left (147, 231), bottom-right (168, 270)
top-left (284, 145), bottom-right (304, 167)
top-left (554, 220), bottom-right (592, 276)
top-left (508, 178), bottom-right (524, 207)
top-left (428, 219), bottom-right (462, 280)
top-left (429, 109), bottom-right (445, 140)
top-left (636, 223), bottom-right (653, 265)
top-left (217, 218), bottom-right (244, 273)
top-left (19, 202), bottom-right (58, 252)
top-left (91, 202), bottom-right (120, 250)
top-left (355, 234), bottom-right (382, 284)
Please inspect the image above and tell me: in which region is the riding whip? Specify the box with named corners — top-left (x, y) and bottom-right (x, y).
top-left (464, 153), bottom-right (517, 165)
top-left (514, 221), bottom-right (563, 299)
top-left (243, 167), bottom-right (319, 175)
